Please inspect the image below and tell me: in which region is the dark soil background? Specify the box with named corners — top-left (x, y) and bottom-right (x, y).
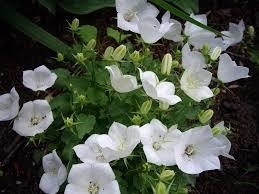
top-left (0, 0), bottom-right (258, 193)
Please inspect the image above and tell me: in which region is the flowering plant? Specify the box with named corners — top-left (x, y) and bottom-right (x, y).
top-left (0, 0), bottom-right (250, 193)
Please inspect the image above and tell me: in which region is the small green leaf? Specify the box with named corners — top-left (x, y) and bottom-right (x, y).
top-left (107, 27), bottom-right (131, 43)
top-left (61, 129), bottom-right (80, 161)
top-left (77, 25), bottom-right (97, 43)
top-left (86, 87), bottom-right (108, 106)
top-left (76, 114), bottom-right (96, 139)
top-left (53, 68), bottom-right (71, 88)
top-left (50, 93), bottom-right (71, 115)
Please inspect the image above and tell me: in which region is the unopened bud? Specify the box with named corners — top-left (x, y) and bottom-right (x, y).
top-left (131, 115), bottom-right (142, 125)
top-left (212, 87), bottom-right (220, 96)
top-left (210, 47), bottom-right (222, 61)
top-left (248, 26), bottom-right (255, 38)
top-left (64, 116), bottom-right (74, 128)
top-left (85, 39), bottom-right (96, 50)
top-left (155, 182), bottom-right (167, 194)
top-left (56, 53), bottom-right (64, 62)
top-left (159, 170), bottom-right (175, 183)
top-left (103, 46), bottom-right (114, 60)
top-left (140, 100), bottom-right (152, 115)
top-left (130, 50), bottom-right (141, 64)
top-left (70, 18), bottom-right (79, 31)
top-left (161, 53), bottom-right (172, 75)
top-left (198, 109), bottom-right (214, 124)
top-left (212, 122), bottom-right (230, 136)
top-left (73, 53), bottom-right (86, 65)
top-left (142, 162), bottom-right (151, 172)
top-left (112, 45), bottom-right (127, 61)
top-left (201, 44), bottom-right (210, 55)
top-left (159, 102), bottom-right (169, 110)
top-left (171, 60), bottom-right (179, 68)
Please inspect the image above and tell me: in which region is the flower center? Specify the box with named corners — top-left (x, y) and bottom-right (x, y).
top-left (152, 141), bottom-right (161, 151)
top-left (123, 10), bottom-right (136, 22)
top-left (88, 182), bottom-right (99, 194)
top-left (187, 76), bottom-right (199, 89)
top-left (30, 116), bottom-right (41, 125)
top-left (185, 144), bottom-right (195, 156)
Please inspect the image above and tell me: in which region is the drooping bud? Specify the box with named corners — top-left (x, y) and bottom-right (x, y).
top-left (112, 45), bottom-right (127, 61)
top-left (131, 115), bottom-right (142, 125)
top-left (198, 109), bottom-right (214, 124)
top-left (210, 47), bottom-right (222, 61)
top-left (161, 53), bottom-right (172, 75)
top-left (103, 46), bottom-right (114, 60)
top-left (84, 39), bottom-right (96, 50)
top-left (140, 100), bottom-right (152, 115)
top-left (212, 87), bottom-right (220, 96)
top-left (159, 170), bottom-right (175, 183)
top-left (70, 18), bottom-right (79, 32)
top-left (248, 26), bottom-right (255, 38)
top-left (56, 52), bottom-right (64, 62)
top-left (155, 181), bottom-right (167, 194)
top-left (159, 102), bottom-right (169, 110)
top-left (130, 50), bottom-right (141, 64)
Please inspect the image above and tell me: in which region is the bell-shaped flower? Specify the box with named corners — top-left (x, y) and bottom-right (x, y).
top-left (139, 69), bottom-right (181, 105)
top-left (138, 15), bottom-right (173, 43)
top-left (222, 20), bottom-right (245, 49)
top-left (140, 119), bottom-right (182, 166)
top-left (107, 122), bottom-right (140, 158)
top-left (174, 125), bottom-right (225, 174)
top-left (181, 43), bottom-right (206, 69)
top-left (184, 14), bottom-right (224, 50)
top-left (162, 11), bottom-right (182, 42)
top-left (116, 0), bottom-right (159, 33)
top-left (217, 53), bottom-right (249, 83)
top-left (0, 87), bottom-right (19, 121)
top-left (39, 150), bottom-right (67, 194)
top-left (65, 163), bottom-right (120, 194)
top-left (13, 100), bottom-right (53, 136)
top-left (180, 67), bottom-right (213, 102)
top-left (23, 65), bottom-right (57, 91)
top-left (73, 134), bottom-right (118, 163)
top-left (105, 65), bottom-right (141, 93)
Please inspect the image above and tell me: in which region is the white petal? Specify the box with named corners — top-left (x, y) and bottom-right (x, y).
top-left (164, 19), bottom-right (182, 42)
top-left (217, 53), bottom-right (249, 83)
top-left (138, 3), bottom-right (159, 19)
top-left (156, 82), bottom-right (181, 105)
top-left (222, 20), bottom-right (244, 48)
top-left (64, 184), bottom-right (87, 194)
top-left (100, 181), bottom-right (121, 194)
top-left (117, 13), bottom-right (139, 33)
top-left (214, 135), bottom-right (234, 159)
top-left (183, 86), bottom-right (213, 102)
top-left (39, 173), bottom-right (59, 194)
top-left (139, 69), bottom-right (158, 98)
top-left (184, 14), bottom-right (207, 36)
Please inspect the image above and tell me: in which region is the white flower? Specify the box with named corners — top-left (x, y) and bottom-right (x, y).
top-left (180, 67), bottom-right (213, 102)
top-left (138, 14), bottom-right (172, 43)
top-left (65, 163), bottom-right (120, 194)
top-left (162, 11), bottom-right (182, 42)
top-left (73, 134), bottom-right (118, 163)
top-left (0, 87), bottom-right (19, 121)
top-left (184, 14), bottom-right (224, 50)
top-left (13, 100), bottom-right (53, 136)
top-left (181, 43), bottom-right (206, 69)
top-left (105, 65), bottom-right (141, 93)
top-left (23, 65), bottom-right (57, 91)
top-left (222, 20), bottom-right (245, 49)
top-left (116, 0), bottom-right (159, 33)
top-left (39, 150), bottom-right (67, 194)
top-left (107, 122), bottom-right (140, 158)
top-left (140, 119), bottom-right (182, 166)
top-left (139, 69), bottom-right (181, 105)
top-left (217, 53), bottom-right (249, 83)
top-left (174, 125), bottom-right (224, 174)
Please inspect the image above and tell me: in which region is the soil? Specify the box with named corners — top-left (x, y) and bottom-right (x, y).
top-left (0, 0), bottom-right (258, 194)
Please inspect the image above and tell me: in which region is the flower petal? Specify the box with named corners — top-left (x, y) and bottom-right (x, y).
top-left (156, 82), bottom-right (181, 105)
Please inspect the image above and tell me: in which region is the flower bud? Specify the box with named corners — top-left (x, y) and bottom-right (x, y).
top-left (159, 102), bottom-right (169, 110)
top-left (159, 170), bottom-right (175, 183)
top-left (212, 124), bottom-right (230, 136)
top-left (210, 47), bottom-right (222, 61)
top-left (198, 109), bottom-right (214, 124)
top-left (161, 53), bottom-right (172, 75)
top-left (155, 181), bottom-right (167, 194)
top-left (248, 26), bottom-right (255, 38)
top-left (201, 44), bottom-right (210, 56)
top-left (70, 18), bottom-right (79, 32)
top-left (142, 162), bottom-right (151, 172)
top-left (56, 52), bottom-right (64, 62)
top-left (171, 60), bottom-right (179, 68)
top-left (140, 100), bottom-right (152, 115)
top-left (130, 50), bottom-right (141, 64)
top-left (64, 116), bottom-right (74, 128)
top-left (112, 45), bottom-right (127, 61)
top-left (103, 46), bottom-right (114, 60)
top-left (212, 87), bottom-right (220, 96)
top-left (131, 115), bottom-right (142, 125)
top-left (73, 53), bottom-right (86, 65)
top-left (85, 39), bottom-right (96, 50)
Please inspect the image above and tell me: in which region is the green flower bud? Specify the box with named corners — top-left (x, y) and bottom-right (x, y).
top-left (56, 52), bottom-right (64, 62)
top-left (130, 50), bottom-right (141, 64)
top-left (140, 100), bottom-right (152, 115)
top-left (155, 182), bottom-right (167, 194)
top-left (131, 115), bottom-right (142, 125)
top-left (159, 102), bottom-right (169, 110)
top-left (70, 18), bottom-right (79, 32)
top-left (85, 39), bottom-right (96, 50)
top-left (103, 46), bottom-right (114, 60)
top-left (64, 116), bottom-right (74, 128)
top-left (142, 162), bottom-right (151, 172)
top-left (201, 44), bottom-right (210, 56)
top-left (212, 87), bottom-right (220, 96)
top-left (112, 45), bottom-right (127, 61)
top-left (78, 94), bottom-right (87, 105)
top-left (159, 170), bottom-right (175, 183)
top-left (210, 47), bottom-right (222, 61)
top-left (171, 60), bottom-right (179, 69)
top-left (198, 109), bottom-right (214, 124)
top-left (248, 26), bottom-right (255, 38)
top-left (73, 53), bottom-right (86, 65)
top-left (143, 48), bottom-right (151, 57)
top-left (175, 50), bottom-right (182, 60)
top-left (212, 124), bottom-right (230, 136)
top-left (161, 53), bottom-right (172, 75)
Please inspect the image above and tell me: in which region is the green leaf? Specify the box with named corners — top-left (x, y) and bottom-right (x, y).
top-left (249, 48), bottom-right (259, 65)
top-left (53, 68), bottom-right (71, 88)
top-left (77, 25), bottom-right (97, 43)
top-left (86, 87), bottom-right (108, 106)
top-left (59, 0), bottom-right (115, 15)
top-left (50, 93), bottom-right (71, 115)
top-left (166, 0), bottom-right (199, 14)
top-left (61, 130), bottom-right (80, 161)
top-left (69, 76), bottom-right (90, 93)
top-left (107, 27), bottom-right (131, 43)
top-left (76, 114), bottom-right (96, 139)
top-left (150, 0), bottom-right (222, 36)
top-left (38, 0), bottom-right (58, 15)
top-left (0, 4), bottom-right (71, 54)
